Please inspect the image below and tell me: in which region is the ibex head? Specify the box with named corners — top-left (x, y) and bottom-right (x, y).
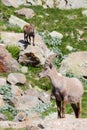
top-left (39, 54), bottom-right (57, 78)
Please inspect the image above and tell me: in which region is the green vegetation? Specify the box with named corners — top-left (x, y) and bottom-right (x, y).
top-left (6, 45), bottom-right (20, 60)
top-left (0, 85), bottom-right (17, 120)
top-left (0, 1), bottom-right (87, 119)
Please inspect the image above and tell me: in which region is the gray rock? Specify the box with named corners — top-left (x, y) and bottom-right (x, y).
top-left (0, 114), bottom-right (8, 121)
top-left (0, 95), bottom-right (5, 107)
top-left (15, 95), bottom-right (39, 110)
top-left (11, 85), bottom-right (23, 96)
top-left (26, 0), bottom-right (42, 6)
top-left (9, 15), bottom-right (28, 29)
top-left (82, 10), bottom-right (87, 16)
top-left (49, 31), bottom-right (63, 39)
top-left (0, 78), bottom-right (6, 86)
top-left (44, 0), bottom-right (87, 9)
top-left (18, 33), bottom-right (50, 66)
top-left (2, 0), bottom-right (87, 9)
top-left (15, 8), bottom-right (35, 19)
top-left (1, 0), bottom-right (26, 8)
top-left (14, 112), bottom-right (29, 122)
top-left (38, 91), bottom-right (50, 103)
top-left (0, 32), bottom-right (24, 46)
top-left (20, 66), bottom-right (28, 73)
top-left (24, 88), bottom-right (39, 97)
top-left (7, 73), bottom-right (26, 85)
top-left (59, 51), bottom-right (87, 76)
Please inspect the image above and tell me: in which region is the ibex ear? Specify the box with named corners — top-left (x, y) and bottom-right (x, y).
top-left (49, 63), bottom-right (52, 69)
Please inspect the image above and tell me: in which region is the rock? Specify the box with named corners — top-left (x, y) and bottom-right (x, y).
top-left (0, 114), bottom-right (7, 121)
top-left (0, 45), bottom-right (19, 72)
top-left (18, 33), bottom-right (50, 66)
top-left (24, 88), bottom-right (39, 97)
top-left (26, 0), bottom-right (42, 6)
top-left (0, 95), bottom-right (5, 107)
top-left (66, 45), bottom-right (74, 51)
top-left (9, 97), bottom-right (18, 107)
top-left (1, 0), bottom-right (19, 8)
top-left (7, 73), bottom-right (26, 85)
top-left (49, 31), bottom-right (63, 39)
top-left (0, 78), bottom-right (6, 86)
top-left (82, 10), bottom-right (87, 16)
top-left (2, 0), bottom-right (87, 9)
top-left (15, 95), bottom-right (39, 110)
top-left (9, 15), bottom-right (28, 29)
top-left (0, 31), bottom-right (51, 66)
top-left (38, 91), bottom-right (50, 103)
top-left (15, 8), bottom-right (35, 19)
top-left (44, 0), bottom-right (54, 8)
top-left (25, 125), bottom-right (39, 130)
top-left (20, 66), bottom-right (28, 73)
top-left (14, 112), bottom-right (29, 122)
top-left (43, 0), bottom-right (87, 9)
top-left (11, 85), bottom-right (23, 96)
top-left (1, 0), bottom-right (26, 8)
top-left (0, 32), bottom-right (24, 46)
top-left (59, 51), bottom-right (87, 76)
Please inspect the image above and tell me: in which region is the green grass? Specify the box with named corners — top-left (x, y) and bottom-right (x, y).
top-left (25, 65), bottom-right (51, 91)
top-left (6, 45), bottom-right (20, 60)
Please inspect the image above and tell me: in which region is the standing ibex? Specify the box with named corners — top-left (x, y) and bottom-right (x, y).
top-left (39, 54), bottom-right (84, 118)
top-left (23, 24), bottom-right (35, 46)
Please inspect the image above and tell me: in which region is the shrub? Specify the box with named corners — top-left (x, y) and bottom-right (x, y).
top-left (0, 84), bottom-right (17, 120)
top-left (39, 31), bottom-right (63, 68)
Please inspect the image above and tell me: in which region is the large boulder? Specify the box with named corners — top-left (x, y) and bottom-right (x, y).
top-left (1, 0), bottom-right (87, 9)
top-left (0, 45), bottom-right (19, 72)
top-left (0, 32), bottom-right (24, 47)
top-left (9, 15), bottom-right (28, 29)
top-left (59, 51), bottom-right (87, 77)
top-left (1, 0), bottom-right (26, 8)
top-left (26, 0), bottom-right (42, 6)
top-left (18, 33), bottom-right (50, 66)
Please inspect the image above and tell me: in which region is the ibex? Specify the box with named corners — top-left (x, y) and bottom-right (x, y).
top-left (39, 54), bottom-right (84, 118)
top-left (23, 24), bottom-right (35, 46)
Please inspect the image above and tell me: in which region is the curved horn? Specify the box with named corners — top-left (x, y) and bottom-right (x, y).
top-left (44, 53), bottom-right (57, 67)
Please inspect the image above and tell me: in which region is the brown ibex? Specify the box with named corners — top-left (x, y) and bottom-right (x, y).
top-left (23, 24), bottom-right (35, 46)
top-left (39, 54), bottom-right (84, 118)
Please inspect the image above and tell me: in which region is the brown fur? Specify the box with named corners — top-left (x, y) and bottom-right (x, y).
top-left (23, 24), bottom-right (35, 46)
top-left (39, 54), bottom-right (84, 118)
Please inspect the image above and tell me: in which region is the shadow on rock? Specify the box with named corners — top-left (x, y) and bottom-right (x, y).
top-left (19, 39), bottom-right (31, 49)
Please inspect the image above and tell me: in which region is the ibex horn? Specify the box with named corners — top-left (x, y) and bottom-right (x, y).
top-left (45, 53), bottom-right (58, 67)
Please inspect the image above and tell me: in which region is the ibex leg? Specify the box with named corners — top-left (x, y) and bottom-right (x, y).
top-left (56, 99), bottom-right (61, 118)
top-left (71, 103), bottom-right (78, 118)
top-left (77, 99), bottom-right (81, 118)
top-left (62, 101), bottom-right (66, 118)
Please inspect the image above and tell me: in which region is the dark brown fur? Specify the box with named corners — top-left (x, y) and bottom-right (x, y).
top-left (23, 24), bottom-right (35, 46)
